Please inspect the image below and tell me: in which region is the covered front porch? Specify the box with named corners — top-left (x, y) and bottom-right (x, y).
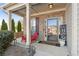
top-left (2, 3), bottom-right (66, 46)
top-left (1, 3), bottom-right (77, 56)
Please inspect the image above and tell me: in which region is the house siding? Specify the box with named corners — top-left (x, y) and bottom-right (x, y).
top-left (77, 3), bottom-right (79, 55)
top-left (65, 4), bottom-right (72, 55)
top-left (66, 3), bottom-right (77, 55)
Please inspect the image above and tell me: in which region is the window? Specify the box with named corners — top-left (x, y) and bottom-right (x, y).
top-left (31, 18), bottom-right (36, 35)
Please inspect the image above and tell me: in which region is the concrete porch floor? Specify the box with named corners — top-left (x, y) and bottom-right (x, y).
top-left (4, 42), bottom-right (68, 56)
top-left (33, 43), bottom-right (68, 56)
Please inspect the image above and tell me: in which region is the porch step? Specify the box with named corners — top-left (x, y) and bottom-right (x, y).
top-left (39, 41), bottom-right (60, 46)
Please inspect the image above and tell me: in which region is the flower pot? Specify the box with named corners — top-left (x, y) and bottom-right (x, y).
top-left (59, 39), bottom-right (65, 47)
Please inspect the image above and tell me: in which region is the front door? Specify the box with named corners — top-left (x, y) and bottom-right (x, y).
top-left (47, 18), bottom-right (58, 41)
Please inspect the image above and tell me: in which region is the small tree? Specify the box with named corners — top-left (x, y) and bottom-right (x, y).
top-left (17, 21), bottom-right (22, 32)
top-left (1, 19), bottom-right (8, 31)
top-left (12, 19), bottom-right (15, 32)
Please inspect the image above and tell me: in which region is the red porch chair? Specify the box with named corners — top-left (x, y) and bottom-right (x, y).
top-left (31, 32), bottom-right (39, 43)
top-left (21, 32), bottom-right (39, 44)
top-left (21, 35), bottom-right (26, 43)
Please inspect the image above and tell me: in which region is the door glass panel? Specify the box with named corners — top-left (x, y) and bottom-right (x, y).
top-left (47, 18), bottom-right (58, 41)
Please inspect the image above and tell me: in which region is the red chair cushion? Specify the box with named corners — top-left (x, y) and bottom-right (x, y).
top-left (21, 32), bottom-right (39, 43)
top-left (22, 35), bottom-right (26, 43)
top-left (31, 32), bottom-right (39, 43)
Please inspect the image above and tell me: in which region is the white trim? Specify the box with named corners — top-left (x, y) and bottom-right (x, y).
top-left (44, 18), bottom-right (48, 41)
top-left (23, 16), bottom-right (26, 35)
top-left (6, 4), bottom-right (25, 11)
top-left (0, 3), bottom-right (9, 8)
top-left (8, 11), bottom-right (12, 31)
top-left (46, 17), bottom-right (60, 41)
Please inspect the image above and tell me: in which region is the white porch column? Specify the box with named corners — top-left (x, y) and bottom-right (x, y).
top-left (23, 16), bottom-right (26, 35)
top-left (8, 11), bottom-right (12, 31)
top-left (71, 3), bottom-right (77, 56)
top-left (25, 3), bottom-right (31, 46)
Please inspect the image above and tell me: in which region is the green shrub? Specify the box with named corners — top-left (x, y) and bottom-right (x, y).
top-left (17, 21), bottom-right (22, 32)
top-left (12, 19), bottom-right (15, 32)
top-left (0, 31), bottom-right (14, 55)
top-left (1, 19), bottom-right (8, 31)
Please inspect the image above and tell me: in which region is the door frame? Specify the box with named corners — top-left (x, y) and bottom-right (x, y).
top-left (44, 17), bottom-right (62, 42)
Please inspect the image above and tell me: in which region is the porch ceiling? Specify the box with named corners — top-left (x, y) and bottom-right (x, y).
top-left (2, 3), bottom-right (67, 17)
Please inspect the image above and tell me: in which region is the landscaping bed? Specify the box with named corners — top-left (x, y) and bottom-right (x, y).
top-left (0, 31), bottom-right (14, 55)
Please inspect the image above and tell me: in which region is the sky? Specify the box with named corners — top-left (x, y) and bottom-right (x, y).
top-left (48, 18), bottom-right (58, 26)
top-left (0, 3), bottom-right (22, 26)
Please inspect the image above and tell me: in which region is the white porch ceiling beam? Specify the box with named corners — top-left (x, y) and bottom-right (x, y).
top-left (31, 8), bottom-right (66, 16)
top-left (14, 12), bottom-right (25, 17)
top-left (12, 8), bottom-right (66, 17)
top-left (6, 4), bottom-right (25, 11)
